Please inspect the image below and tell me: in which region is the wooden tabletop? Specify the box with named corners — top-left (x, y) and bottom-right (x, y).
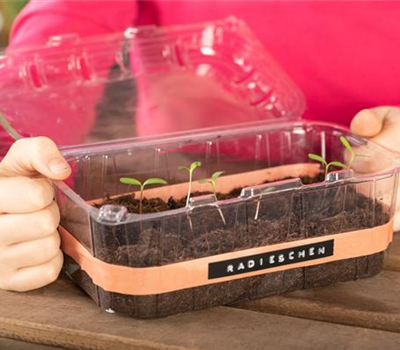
top-left (1, 235), bottom-right (400, 350)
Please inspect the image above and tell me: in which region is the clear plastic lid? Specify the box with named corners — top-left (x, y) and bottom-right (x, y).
top-left (0, 17), bottom-right (305, 152)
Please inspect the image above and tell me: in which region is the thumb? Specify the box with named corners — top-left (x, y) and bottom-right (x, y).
top-left (350, 108), bottom-right (384, 138)
top-left (0, 137), bottom-right (71, 180)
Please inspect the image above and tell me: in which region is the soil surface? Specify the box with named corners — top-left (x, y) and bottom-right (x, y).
top-left (97, 173), bottom-right (326, 214)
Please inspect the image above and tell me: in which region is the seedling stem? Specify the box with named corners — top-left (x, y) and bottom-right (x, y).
top-left (254, 187), bottom-right (275, 220)
top-left (119, 177), bottom-right (168, 214)
top-left (308, 136), bottom-right (371, 178)
top-left (307, 154), bottom-right (347, 178)
top-left (199, 171), bottom-right (226, 225)
top-left (178, 161), bottom-right (202, 207)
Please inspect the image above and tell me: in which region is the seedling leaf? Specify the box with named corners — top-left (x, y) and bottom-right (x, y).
top-left (211, 171), bottom-right (225, 181)
top-left (143, 178), bottom-right (168, 187)
top-left (329, 161), bottom-right (347, 168)
top-left (308, 153), bottom-right (327, 165)
top-left (120, 177), bottom-right (142, 187)
top-left (190, 161), bottom-right (202, 172)
top-left (178, 166), bottom-right (189, 172)
top-left (198, 179), bottom-right (209, 184)
top-left (340, 136), bottom-right (355, 157)
top-left (120, 177), bottom-right (168, 214)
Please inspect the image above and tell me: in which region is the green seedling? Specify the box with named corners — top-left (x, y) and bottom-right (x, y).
top-left (198, 171), bottom-right (225, 198)
top-left (340, 136), bottom-right (370, 168)
top-left (308, 136), bottom-right (371, 178)
top-left (119, 177), bottom-right (168, 214)
top-left (308, 153), bottom-right (347, 178)
top-left (199, 171), bottom-right (226, 225)
top-left (178, 161), bottom-right (202, 207)
top-left (254, 187), bottom-right (275, 220)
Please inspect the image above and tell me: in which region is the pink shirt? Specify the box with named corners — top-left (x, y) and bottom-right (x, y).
top-left (2, 0), bottom-right (400, 149)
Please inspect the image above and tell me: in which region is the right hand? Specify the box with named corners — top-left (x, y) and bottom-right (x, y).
top-left (0, 137), bottom-right (71, 292)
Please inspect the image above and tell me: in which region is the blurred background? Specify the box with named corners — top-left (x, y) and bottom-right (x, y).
top-left (0, 0), bottom-right (28, 46)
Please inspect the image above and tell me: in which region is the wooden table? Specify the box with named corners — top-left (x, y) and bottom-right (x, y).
top-left (1, 235), bottom-right (400, 350)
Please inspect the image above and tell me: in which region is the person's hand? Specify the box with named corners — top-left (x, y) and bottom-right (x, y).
top-left (0, 137), bottom-right (71, 292)
top-left (351, 106), bottom-right (400, 153)
top-left (351, 106), bottom-right (400, 230)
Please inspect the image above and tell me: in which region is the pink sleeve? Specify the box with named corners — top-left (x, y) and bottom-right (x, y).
top-left (0, 1), bottom-right (138, 156)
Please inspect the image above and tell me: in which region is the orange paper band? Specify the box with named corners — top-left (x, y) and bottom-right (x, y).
top-left (60, 219), bottom-right (393, 296)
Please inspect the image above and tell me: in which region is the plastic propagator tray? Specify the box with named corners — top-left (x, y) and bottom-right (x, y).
top-left (0, 18), bottom-right (398, 318)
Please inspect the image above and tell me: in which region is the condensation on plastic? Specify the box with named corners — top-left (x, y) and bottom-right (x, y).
top-left (0, 17), bottom-right (305, 155)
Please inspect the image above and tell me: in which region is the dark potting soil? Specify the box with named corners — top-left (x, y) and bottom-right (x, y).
top-left (97, 173), bottom-right (326, 214)
top-left (71, 173), bottom-right (390, 318)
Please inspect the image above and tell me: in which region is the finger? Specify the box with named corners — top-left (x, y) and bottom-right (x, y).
top-left (1, 232), bottom-right (61, 269)
top-left (348, 107), bottom-right (400, 174)
top-left (351, 107), bottom-right (400, 150)
top-left (367, 107), bottom-right (400, 152)
top-left (4, 250), bottom-right (63, 292)
top-left (0, 177), bottom-right (54, 214)
top-left (350, 108), bottom-right (384, 138)
top-left (0, 201), bottom-right (60, 246)
top-left (0, 137), bottom-right (71, 180)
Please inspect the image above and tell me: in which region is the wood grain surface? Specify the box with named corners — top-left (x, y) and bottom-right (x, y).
top-left (1, 235), bottom-right (399, 350)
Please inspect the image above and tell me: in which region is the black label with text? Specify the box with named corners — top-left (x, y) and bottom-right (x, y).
top-left (208, 240), bottom-right (334, 279)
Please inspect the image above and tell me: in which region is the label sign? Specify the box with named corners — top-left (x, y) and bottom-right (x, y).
top-left (208, 240), bottom-right (334, 279)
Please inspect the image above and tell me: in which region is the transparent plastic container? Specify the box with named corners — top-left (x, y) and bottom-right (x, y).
top-left (0, 18), bottom-right (399, 318)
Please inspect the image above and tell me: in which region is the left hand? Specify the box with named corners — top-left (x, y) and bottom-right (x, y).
top-left (351, 106), bottom-right (400, 230)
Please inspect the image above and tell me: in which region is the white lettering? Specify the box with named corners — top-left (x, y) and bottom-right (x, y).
top-left (298, 250), bottom-right (306, 259)
top-left (222, 244), bottom-right (330, 277)
top-left (318, 247), bottom-right (326, 255)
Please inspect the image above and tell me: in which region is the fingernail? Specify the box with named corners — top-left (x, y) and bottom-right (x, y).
top-left (49, 159), bottom-right (70, 175)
